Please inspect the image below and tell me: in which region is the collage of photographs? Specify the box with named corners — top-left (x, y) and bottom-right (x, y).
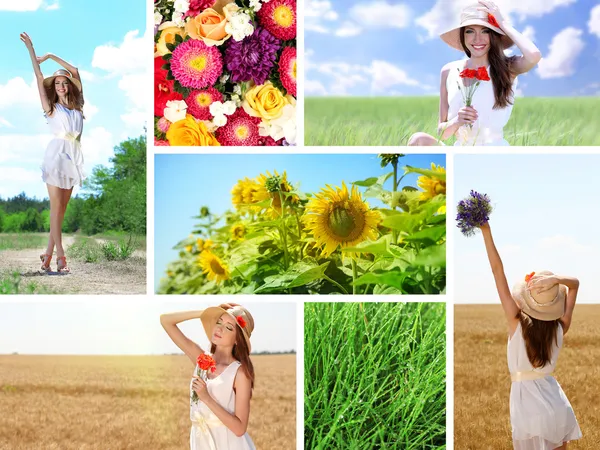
top-left (0, 0), bottom-right (598, 449)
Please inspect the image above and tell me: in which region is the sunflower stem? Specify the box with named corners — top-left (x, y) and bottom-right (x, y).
top-left (392, 161), bottom-right (399, 245)
top-left (295, 214), bottom-right (303, 260)
top-left (278, 191), bottom-right (290, 270)
top-left (324, 275), bottom-right (349, 295)
top-left (351, 259), bottom-right (358, 295)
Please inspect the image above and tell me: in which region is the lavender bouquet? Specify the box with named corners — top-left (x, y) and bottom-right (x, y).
top-left (456, 190), bottom-right (492, 237)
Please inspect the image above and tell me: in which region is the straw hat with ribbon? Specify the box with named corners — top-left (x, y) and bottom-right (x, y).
top-left (440, 3), bottom-right (514, 52)
top-left (43, 69), bottom-right (82, 93)
top-left (200, 305), bottom-right (254, 351)
top-left (512, 271), bottom-right (566, 321)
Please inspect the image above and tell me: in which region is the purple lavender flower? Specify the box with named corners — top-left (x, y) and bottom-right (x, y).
top-left (225, 27), bottom-right (281, 85)
top-left (456, 190), bottom-right (493, 237)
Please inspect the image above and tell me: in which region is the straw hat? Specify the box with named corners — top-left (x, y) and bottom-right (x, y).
top-left (512, 271), bottom-right (566, 321)
top-left (440, 4), bottom-right (514, 52)
top-left (43, 69), bottom-right (82, 93)
top-left (200, 305), bottom-right (254, 351)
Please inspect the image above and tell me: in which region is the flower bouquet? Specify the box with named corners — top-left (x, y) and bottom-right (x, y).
top-left (456, 190), bottom-right (492, 237)
top-left (154, 0), bottom-right (297, 146)
top-left (191, 353), bottom-right (217, 404)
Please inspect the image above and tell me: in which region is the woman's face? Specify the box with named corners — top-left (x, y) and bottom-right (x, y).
top-left (211, 313), bottom-right (238, 347)
top-left (54, 76), bottom-right (70, 97)
top-left (464, 25), bottom-right (491, 57)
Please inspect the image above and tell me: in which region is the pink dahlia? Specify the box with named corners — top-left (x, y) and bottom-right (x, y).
top-left (258, 135), bottom-right (283, 146)
top-left (278, 46), bottom-right (296, 97)
top-left (170, 39), bottom-right (223, 89)
top-left (215, 108), bottom-right (261, 146)
top-left (155, 138), bottom-right (170, 146)
top-left (257, 0), bottom-right (296, 41)
top-left (157, 116), bottom-right (171, 133)
top-left (185, 87), bottom-right (223, 120)
top-left (185, 0), bottom-right (216, 18)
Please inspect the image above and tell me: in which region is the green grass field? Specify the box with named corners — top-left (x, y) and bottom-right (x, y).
top-left (305, 97), bottom-right (600, 146)
top-left (304, 302), bottom-right (446, 449)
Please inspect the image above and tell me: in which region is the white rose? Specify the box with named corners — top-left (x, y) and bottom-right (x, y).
top-left (242, 23), bottom-right (254, 37)
top-left (223, 101), bottom-right (237, 115)
top-left (172, 11), bottom-right (185, 27)
top-left (212, 114), bottom-right (227, 127)
top-left (209, 101), bottom-right (225, 117)
top-left (233, 85), bottom-right (242, 95)
top-left (173, 0), bottom-right (190, 13)
top-left (164, 100), bottom-right (187, 123)
top-left (154, 12), bottom-right (163, 26)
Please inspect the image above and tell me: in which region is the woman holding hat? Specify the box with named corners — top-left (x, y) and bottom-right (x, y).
top-left (160, 303), bottom-right (256, 449)
top-left (480, 222), bottom-right (582, 449)
top-left (408, 0), bottom-right (542, 146)
top-left (20, 31), bottom-right (86, 273)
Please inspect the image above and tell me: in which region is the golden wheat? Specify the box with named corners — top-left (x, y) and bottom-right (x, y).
top-left (0, 354), bottom-right (295, 450)
top-left (455, 305), bottom-right (600, 450)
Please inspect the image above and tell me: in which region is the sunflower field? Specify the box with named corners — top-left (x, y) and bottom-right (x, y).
top-left (158, 155), bottom-right (446, 294)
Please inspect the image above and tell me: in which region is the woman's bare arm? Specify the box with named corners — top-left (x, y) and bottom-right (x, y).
top-left (20, 32), bottom-right (51, 115)
top-left (160, 311), bottom-right (204, 364)
top-left (480, 223), bottom-right (520, 334)
top-left (529, 275), bottom-right (579, 334)
top-left (46, 53), bottom-right (84, 97)
top-left (437, 64), bottom-right (461, 140)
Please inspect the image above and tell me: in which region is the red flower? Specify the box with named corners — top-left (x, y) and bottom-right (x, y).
top-left (197, 353), bottom-right (217, 371)
top-left (487, 14), bottom-right (500, 28)
top-left (210, 367), bottom-right (216, 373)
top-left (476, 66), bottom-right (490, 81)
top-left (459, 68), bottom-right (477, 79)
top-left (525, 272), bottom-right (536, 283)
top-left (155, 57), bottom-right (183, 117)
top-left (236, 316), bottom-right (247, 328)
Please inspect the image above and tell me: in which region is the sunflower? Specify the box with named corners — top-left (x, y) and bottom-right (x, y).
top-left (198, 251), bottom-right (230, 284)
top-left (196, 238), bottom-right (214, 252)
top-left (417, 163), bottom-right (446, 200)
top-left (231, 177), bottom-right (262, 213)
top-left (303, 182), bottom-right (381, 257)
top-left (231, 170), bottom-right (298, 218)
top-left (231, 224), bottom-right (246, 241)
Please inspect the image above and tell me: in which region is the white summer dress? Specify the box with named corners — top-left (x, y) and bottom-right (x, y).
top-left (41, 103), bottom-right (85, 189)
top-left (189, 358), bottom-right (256, 450)
top-left (507, 322), bottom-right (582, 449)
top-left (446, 60), bottom-right (517, 146)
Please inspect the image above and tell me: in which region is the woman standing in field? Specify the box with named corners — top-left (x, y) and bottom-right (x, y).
top-left (160, 303), bottom-right (256, 450)
top-left (480, 221), bottom-right (582, 449)
top-left (21, 32), bottom-right (86, 273)
top-left (408, 1), bottom-right (541, 146)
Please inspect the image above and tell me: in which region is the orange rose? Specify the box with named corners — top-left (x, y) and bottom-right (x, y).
top-left (155, 22), bottom-right (186, 57)
top-left (166, 115), bottom-right (220, 146)
top-left (186, 0), bottom-right (238, 46)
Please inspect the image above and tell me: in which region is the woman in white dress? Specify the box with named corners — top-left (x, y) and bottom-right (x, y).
top-left (408, 1), bottom-right (542, 146)
top-left (21, 32), bottom-right (85, 273)
top-left (480, 221), bottom-right (582, 449)
top-left (161, 303), bottom-right (256, 450)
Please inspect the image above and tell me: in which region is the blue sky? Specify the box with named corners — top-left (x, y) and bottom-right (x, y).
top-left (155, 153), bottom-right (445, 289)
top-left (306, 0), bottom-right (600, 97)
top-left (0, 0), bottom-right (147, 200)
top-left (454, 154), bottom-right (600, 304)
top-left (0, 301), bottom-right (297, 354)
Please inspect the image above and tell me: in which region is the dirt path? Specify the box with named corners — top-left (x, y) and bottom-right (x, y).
top-left (0, 236), bottom-right (146, 295)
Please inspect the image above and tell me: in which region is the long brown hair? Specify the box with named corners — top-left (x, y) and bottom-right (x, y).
top-left (211, 325), bottom-right (255, 390)
top-left (460, 27), bottom-right (515, 109)
top-left (45, 78), bottom-right (84, 118)
top-left (518, 312), bottom-right (560, 368)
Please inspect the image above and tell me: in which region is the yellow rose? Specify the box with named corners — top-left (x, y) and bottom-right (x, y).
top-left (167, 115), bottom-right (221, 146)
top-left (242, 82), bottom-right (293, 121)
top-left (155, 22), bottom-right (187, 57)
top-left (186, 1), bottom-right (238, 46)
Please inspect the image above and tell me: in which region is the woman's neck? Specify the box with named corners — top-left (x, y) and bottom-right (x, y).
top-left (212, 346), bottom-right (235, 365)
top-left (467, 55), bottom-right (489, 68)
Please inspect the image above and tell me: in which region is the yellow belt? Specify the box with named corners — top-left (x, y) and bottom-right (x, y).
top-left (191, 411), bottom-right (223, 450)
top-left (511, 371), bottom-right (553, 382)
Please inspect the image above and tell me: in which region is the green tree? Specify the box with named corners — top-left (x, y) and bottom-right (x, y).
top-left (22, 208), bottom-right (43, 232)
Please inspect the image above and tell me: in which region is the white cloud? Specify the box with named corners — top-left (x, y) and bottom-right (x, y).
top-left (0, 134), bottom-right (52, 165)
top-left (92, 30), bottom-right (146, 75)
top-left (537, 27), bottom-right (584, 79)
top-left (0, 77), bottom-right (39, 109)
top-left (416, 0), bottom-right (575, 41)
top-left (367, 60), bottom-right (420, 92)
top-left (335, 22), bottom-right (362, 37)
top-left (78, 69), bottom-right (97, 82)
top-left (589, 4), bottom-right (600, 38)
top-left (81, 127), bottom-right (114, 169)
top-left (0, 117), bottom-right (13, 128)
top-left (83, 98), bottom-right (99, 123)
top-left (0, 0), bottom-right (58, 11)
top-left (305, 0), bottom-right (339, 34)
top-left (537, 235), bottom-right (590, 253)
top-left (305, 80), bottom-right (328, 96)
top-left (349, 1), bottom-right (411, 29)
top-left (499, 244), bottom-right (521, 255)
top-left (522, 25), bottom-right (536, 43)
top-left (0, 167), bottom-right (41, 198)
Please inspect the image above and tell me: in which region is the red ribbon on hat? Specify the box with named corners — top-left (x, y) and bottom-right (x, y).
top-left (524, 272), bottom-right (535, 283)
top-left (488, 14), bottom-right (500, 28)
top-left (237, 315), bottom-right (247, 328)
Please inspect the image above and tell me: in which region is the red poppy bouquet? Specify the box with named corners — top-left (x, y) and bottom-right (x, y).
top-left (457, 66), bottom-right (490, 128)
top-left (154, 0), bottom-right (297, 147)
top-left (191, 353), bottom-right (217, 404)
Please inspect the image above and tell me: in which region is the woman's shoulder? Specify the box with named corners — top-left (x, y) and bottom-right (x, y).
top-left (441, 59), bottom-right (463, 73)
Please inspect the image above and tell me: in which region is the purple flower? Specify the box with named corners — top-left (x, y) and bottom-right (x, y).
top-left (456, 190), bottom-right (493, 237)
top-left (225, 27), bottom-right (281, 85)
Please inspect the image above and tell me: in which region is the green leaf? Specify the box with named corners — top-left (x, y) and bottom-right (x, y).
top-left (352, 176), bottom-right (378, 187)
top-left (403, 226), bottom-right (446, 244)
top-left (254, 259), bottom-right (330, 293)
top-left (342, 235), bottom-right (392, 255)
top-left (174, 33), bottom-right (183, 44)
top-left (161, 63), bottom-right (170, 71)
top-left (412, 243), bottom-right (446, 267)
top-left (163, 53), bottom-right (173, 61)
top-left (404, 165), bottom-right (446, 181)
top-left (353, 269), bottom-right (408, 291)
top-left (286, 262), bottom-right (331, 289)
top-left (166, 42), bottom-right (176, 52)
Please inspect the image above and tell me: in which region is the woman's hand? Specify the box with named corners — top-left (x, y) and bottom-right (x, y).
top-left (456, 106), bottom-right (478, 126)
top-left (37, 54), bottom-right (51, 64)
top-left (528, 275), bottom-right (558, 294)
top-left (192, 376), bottom-right (211, 402)
top-left (20, 32), bottom-right (35, 51)
top-left (477, 0), bottom-right (506, 27)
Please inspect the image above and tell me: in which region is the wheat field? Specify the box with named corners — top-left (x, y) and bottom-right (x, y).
top-left (455, 305), bottom-right (600, 450)
top-left (0, 354), bottom-right (295, 450)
